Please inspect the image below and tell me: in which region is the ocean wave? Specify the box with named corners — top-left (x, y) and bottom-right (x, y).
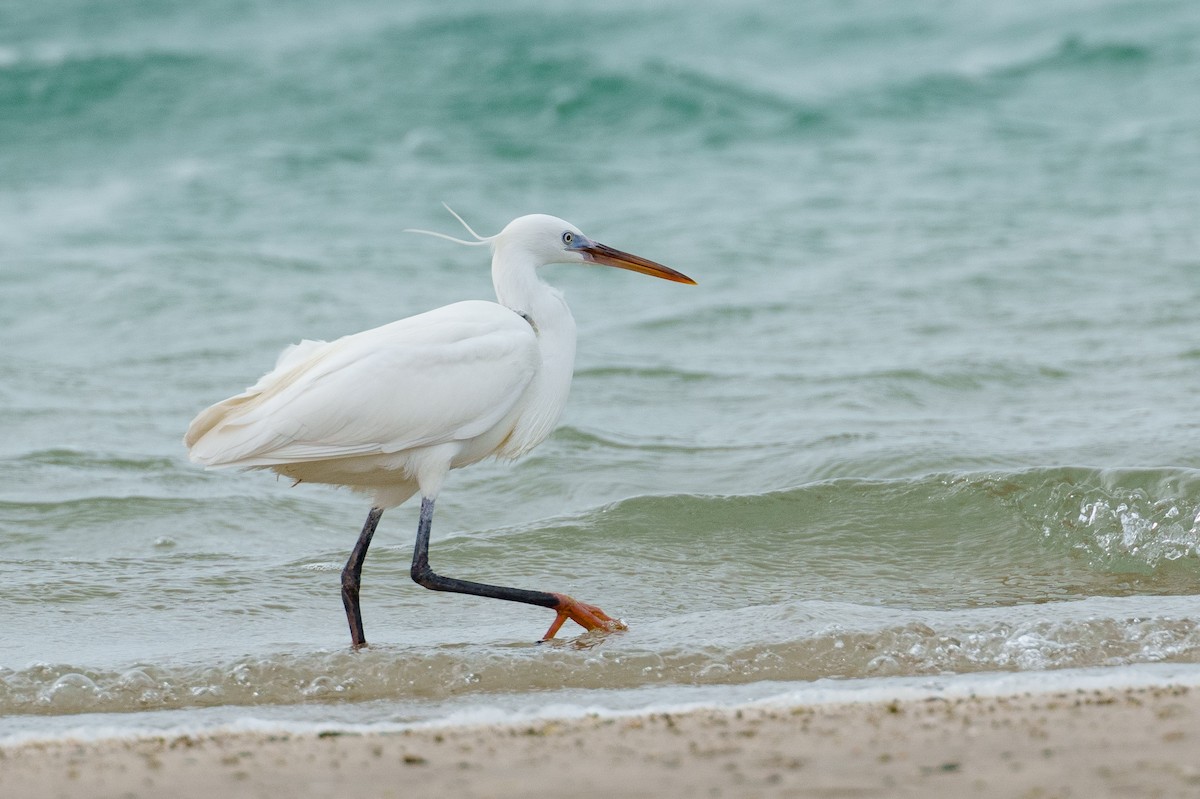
top-left (1, 466), bottom-right (1197, 718)
top-left (6, 466), bottom-right (1198, 585)
top-left (551, 425), bottom-right (733, 454)
top-left (1002, 35), bottom-right (1152, 76)
top-left (0, 49), bottom-right (220, 125)
top-left (0, 495), bottom-right (207, 525)
top-left (573, 365), bottom-right (719, 383)
top-left (6, 448), bottom-right (180, 473)
top-left (1024, 469), bottom-right (1200, 571)
top-left (1, 11), bottom-right (830, 159)
top-left (855, 35), bottom-right (1155, 119)
top-left (2, 594), bottom-right (1195, 718)
top-left (546, 466), bottom-right (1200, 577)
top-left (1, 12), bottom-right (1166, 185)
top-left (806, 362), bottom-right (1073, 393)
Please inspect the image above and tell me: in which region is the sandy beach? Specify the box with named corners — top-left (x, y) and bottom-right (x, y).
top-left (3, 684), bottom-right (1198, 799)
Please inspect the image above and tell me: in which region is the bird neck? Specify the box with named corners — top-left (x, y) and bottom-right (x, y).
top-left (491, 252), bottom-right (577, 349)
top-left (490, 250), bottom-right (578, 456)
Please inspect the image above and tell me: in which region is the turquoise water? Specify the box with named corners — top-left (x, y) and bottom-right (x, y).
top-left (2, 0), bottom-right (1200, 735)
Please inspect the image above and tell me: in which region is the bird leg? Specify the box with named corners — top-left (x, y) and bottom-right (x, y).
top-left (409, 497), bottom-right (626, 641)
top-left (341, 506), bottom-right (384, 649)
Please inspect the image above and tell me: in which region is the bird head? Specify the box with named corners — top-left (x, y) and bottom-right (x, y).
top-left (498, 214), bottom-right (696, 284)
top-left (408, 208), bottom-right (696, 285)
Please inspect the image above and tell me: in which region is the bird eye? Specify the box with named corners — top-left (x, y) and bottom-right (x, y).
top-left (561, 231), bottom-right (574, 246)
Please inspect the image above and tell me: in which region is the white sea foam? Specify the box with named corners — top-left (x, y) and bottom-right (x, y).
top-left (4, 663), bottom-right (1199, 750)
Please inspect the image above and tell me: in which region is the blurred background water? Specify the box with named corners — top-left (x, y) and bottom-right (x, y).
top-left (2, 0), bottom-right (1199, 734)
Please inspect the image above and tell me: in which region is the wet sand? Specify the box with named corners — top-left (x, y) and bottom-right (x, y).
top-left (2, 684), bottom-right (1198, 798)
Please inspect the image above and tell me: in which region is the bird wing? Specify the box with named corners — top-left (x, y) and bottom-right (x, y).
top-left (185, 301), bottom-right (540, 467)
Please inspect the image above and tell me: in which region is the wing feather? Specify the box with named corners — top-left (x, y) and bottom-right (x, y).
top-left (186, 301), bottom-right (539, 467)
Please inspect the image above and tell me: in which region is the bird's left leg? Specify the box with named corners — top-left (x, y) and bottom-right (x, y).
top-left (341, 507), bottom-right (384, 649)
top-left (409, 497), bottom-right (625, 640)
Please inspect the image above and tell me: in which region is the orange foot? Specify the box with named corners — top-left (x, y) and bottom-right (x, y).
top-left (541, 593), bottom-right (627, 641)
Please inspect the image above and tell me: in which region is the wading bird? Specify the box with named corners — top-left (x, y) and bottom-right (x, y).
top-left (184, 211), bottom-right (695, 647)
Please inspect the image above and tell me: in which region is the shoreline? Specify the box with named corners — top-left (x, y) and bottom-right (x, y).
top-left (3, 682), bottom-right (1198, 798)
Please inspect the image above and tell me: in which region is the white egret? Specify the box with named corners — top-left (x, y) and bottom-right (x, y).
top-left (184, 210), bottom-right (695, 647)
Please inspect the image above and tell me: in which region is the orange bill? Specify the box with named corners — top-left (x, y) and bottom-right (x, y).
top-left (581, 241), bottom-right (697, 285)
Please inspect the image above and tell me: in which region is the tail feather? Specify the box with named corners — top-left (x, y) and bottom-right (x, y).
top-left (184, 338), bottom-right (331, 466)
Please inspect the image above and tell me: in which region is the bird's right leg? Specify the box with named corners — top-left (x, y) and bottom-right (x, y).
top-left (409, 496), bottom-right (625, 640)
top-left (341, 506), bottom-right (384, 649)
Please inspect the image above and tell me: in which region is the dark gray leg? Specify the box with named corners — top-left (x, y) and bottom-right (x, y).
top-left (410, 496), bottom-right (622, 640)
top-left (409, 497), bottom-right (559, 608)
top-left (341, 506), bottom-right (384, 648)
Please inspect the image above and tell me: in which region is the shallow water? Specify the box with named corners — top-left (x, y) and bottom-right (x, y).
top-left (2, 0), bottom-right (1199, 736)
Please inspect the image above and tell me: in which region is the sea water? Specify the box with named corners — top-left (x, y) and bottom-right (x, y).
top-left (2, 0), bottom-right (1199, 739)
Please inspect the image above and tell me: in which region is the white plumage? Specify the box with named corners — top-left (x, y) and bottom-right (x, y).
top-left (187, 300), bottom-right (549, 508)
top-left (184, 211), bottom-right (694, 646)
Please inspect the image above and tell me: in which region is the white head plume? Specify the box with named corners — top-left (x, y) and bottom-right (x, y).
top-left (404, 203), bottom-right (493, 246)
